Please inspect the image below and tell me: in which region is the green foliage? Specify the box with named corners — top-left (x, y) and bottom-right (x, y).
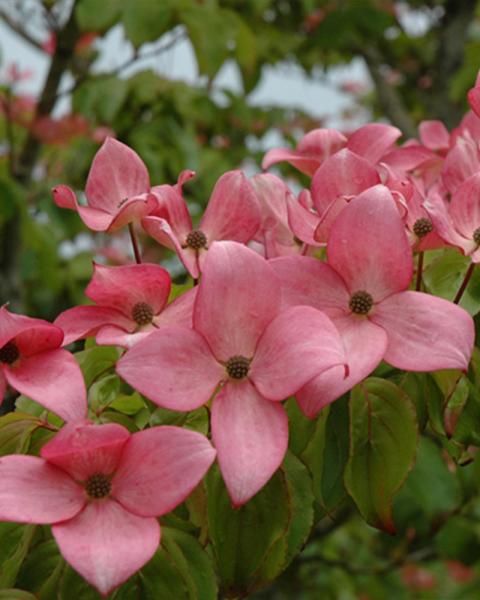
top-left (206, 453), bottom-right (314, 597)
top-left (344, 378), bottom-right (418, 533)
top-left (0, 413), bottom-right (41, 456)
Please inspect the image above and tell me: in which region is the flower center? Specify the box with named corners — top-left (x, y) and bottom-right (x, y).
top-left (85, 473), bottom-right (111, 499)
top-left (225, 355), bottom-right (250, 380)
top-left (473, 227), bottom-right (480, 246)
top-left (413, 217), bottom-right (433, 238)
top-left (349, 290), bottom-right (373, 315)
top-left (131, 302), bottom-right (154, 325)
top-left (0, 341), bottom-right (20, 365)
top-left (186, 229), bottom-right (207, 250)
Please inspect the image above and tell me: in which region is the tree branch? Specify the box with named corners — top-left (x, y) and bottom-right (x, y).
top-left (0, 7), bottom-right (44, 51)
top-left (428, 0), bottom-right (477, 127)
top-left (51, 29), bottom-right (187, 103)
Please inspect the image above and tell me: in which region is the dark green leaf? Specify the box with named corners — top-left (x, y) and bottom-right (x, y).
top-left (123, 0), bottom-right (175, 47)
top-left (76, 0), bottom-right (122, 32)
top-left (75, 345), bottom-right (120, 387)
top-left (394, 437), bottom-right (461, 537)
top-left (0, 412), bottom-right (41, 456)
top-left (301, 396), bottom-right (350, 516)
top-left (344, 378), bottom-right (418, 533)
top-left (206, 464), bottom-right (289, 596)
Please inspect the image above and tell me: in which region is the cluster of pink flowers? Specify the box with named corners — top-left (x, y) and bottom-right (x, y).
top-left (1, 77), bottom-right (480, 593)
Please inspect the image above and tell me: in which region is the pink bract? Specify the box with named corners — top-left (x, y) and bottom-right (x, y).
top-left (117, 241), bottom-right (347, 505)
top-left (142, 170), bottom-right (261, 278)
top-left (0, 306), bottom-right (87, 422)
top-left (467, 70), bottom-right (480, 118)
top-left (262, 128), bottom-right (347, 176)
top-left (0, 421), bottom-right (216, 595)
top-left (251, 173), bottom-right (306, 257)
top-left (426, 173), bottom-right (480, 262)
top-left (271, 185), bottom-right (474, 417)
top-left (52, 137), bottom-right (157, 232)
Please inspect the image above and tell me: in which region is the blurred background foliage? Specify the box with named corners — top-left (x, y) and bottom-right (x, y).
top-left (2, 1), bottom-right (480, 598)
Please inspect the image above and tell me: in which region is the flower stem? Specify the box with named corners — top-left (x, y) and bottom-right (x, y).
top-left (128, 223), bottom-right (142, 264)
top-left (454, 262), bottom-right (475, 304)
top-left (415, 251), bottom-right (424, 292)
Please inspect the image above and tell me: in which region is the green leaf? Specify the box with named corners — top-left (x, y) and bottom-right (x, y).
top-left (285, 397), bottom-right (318, 457)
top-left (423, 249), bottom-right (480, 315)
top-left (181, 6), bottom-right (234, 78)
top-left (16, 539), bottom-right (63, 595)
top-left (57, 564), bottom-right (102, 599)
top-left (255, 452), bottom-right (314, 586)
top-left (0, 591), bottom-right (37, 600)
top-left (452, 380), bottom-right (480, 446)
top-left (73, 77), bottom-right (128, 124)
top-left (344, 378), bottom-right (418, 533)
top-left (206, 464), bottom-right (290, 596)
top-left (75, 345), bottom-right (120, 387)
top-left (139, 547), bottom-right (188, 599)
top-left (110, 392), bottom-right (146, 415)
top-left (301, 396), bottom-right (349, 516)
top-left (0, 412), bottom-right (41, 456)
top-left (160, 528), bottom-right (217, 600)
top-left (0, 524), bottom-right (36, 588)
top-left (436, 516), bottom-right (480, 564)
top-left (122, 0), bottom-right (175, 47)
top-left (76, 0), bottom-right (122, 32)
top-left (169, 281), bottom-right (194, 302)
top-left (88, 373), bottom-right (120, 412)
top-left (150, 406), bottom-right (209, 435)
top-left (397, 371), bottom-right (428, 430)
top-left (393, 437), bottom-right (462, 537)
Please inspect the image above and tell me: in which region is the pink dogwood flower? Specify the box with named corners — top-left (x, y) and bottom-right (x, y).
top-left (262, 128), bottom-right (347, 176)
top-left (52, 137), bottom-right (157, 232)
top-left (426, 173), bottom-right (480, 263)
top-left (0, 306), bottom-right (86, 421)
top-left (310, 148), bottom-right (380, 243)
top-left (117, 241), bottom-right (347, 506)
top-left (0, 421), bottom-right (215, 595)
top-left (467, 71), bottom-right (480, 118)
top-left (55, 263), bottom-right (196, 348)
top-left (142, 170), bottom-right (260, 279)
top-left (251, 173), bottom-right (308, 257)
top-left (271, 185), bottom-right (474, 417)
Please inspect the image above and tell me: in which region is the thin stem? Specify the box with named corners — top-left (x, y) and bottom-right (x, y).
top-left (415, 251), bottom-right (424, 292)
top-left (454, 262), bottom-right (475, 304)
top-left (128, 223), bottom-right (142, 264)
